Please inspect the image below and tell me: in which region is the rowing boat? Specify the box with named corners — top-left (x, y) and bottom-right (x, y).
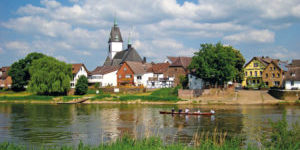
top-left (159, 111), bottom-right (214, 115)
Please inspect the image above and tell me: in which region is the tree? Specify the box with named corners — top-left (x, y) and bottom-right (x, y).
top-left (8, 52), bottom-right (45, 91)
top-left (28, 56), bottom-right (72, 95)
top-left (179, 75), bottom-right (188, 89)
top-left (188, 43), bottom-right (245, 87)
top-left (75, 76), bottom-right (88, 95)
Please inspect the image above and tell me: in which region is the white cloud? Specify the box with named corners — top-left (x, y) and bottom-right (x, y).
top-left (55, 55), bottom-right (68, 62)
top-left (262, 46), bottom-right (299, 60)
top-left (152, 39), bottom-right (184, 49)
top-left (292, 5), bottom-right (300, 17)
top-left (5, 41), bottom-right (31, 55)
top-left (223, 29), bottom-right (275, 43)
top-left (2, 0), bottom-right (300, 68)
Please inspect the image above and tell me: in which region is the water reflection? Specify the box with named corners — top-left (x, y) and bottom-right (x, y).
top-left (0, 103), bottom-right (299, 147)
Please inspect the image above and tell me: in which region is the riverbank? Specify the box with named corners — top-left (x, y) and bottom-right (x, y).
top-left (0, 90), bottom-right (299, 105)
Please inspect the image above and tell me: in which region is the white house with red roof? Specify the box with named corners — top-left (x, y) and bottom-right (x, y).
top-left (88, 66), bottom-right (119, 87)
top-left (71, 64), bottom-right (89, 88)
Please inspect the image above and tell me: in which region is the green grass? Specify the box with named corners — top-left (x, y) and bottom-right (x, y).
top-left (90, 94), bottom-right (112, 100)
top-left (61, 96), bottom-right (83, 101)
top-left (151, 87), bottom-right (179, 97)
top-left (0, 95), bottom-right (54, 101)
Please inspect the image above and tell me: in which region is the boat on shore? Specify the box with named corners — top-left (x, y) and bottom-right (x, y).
top-left (159, 111), bottom-right (214, 115)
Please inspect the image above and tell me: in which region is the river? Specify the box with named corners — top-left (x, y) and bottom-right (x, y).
top-left (0, 103), bottom-right (299, 147)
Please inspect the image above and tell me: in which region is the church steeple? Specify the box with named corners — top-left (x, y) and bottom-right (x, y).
top-left (108, 17), bottom-right (123, 59)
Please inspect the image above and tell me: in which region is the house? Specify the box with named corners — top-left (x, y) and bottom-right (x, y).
top-left (242, 56), bottom-right (288, 88)
top-left (285, 60), bottom-right (300, 90)
top-left (88, 66), bottom-right (119, 87)
top-left (117, 61), bottom-right (152, 86)
top-left (71, 64), bottom-right (89, 88)
top-left (262, 60), bottom-right (287, 87)
top-left (147, 62), bottom-right (173, 88)
top-left (188, 73), bottom-right (204, 90)
top-left (0, 66), bottom-right (12, 89)
top-left (164, 56), bottom-right (192, 86)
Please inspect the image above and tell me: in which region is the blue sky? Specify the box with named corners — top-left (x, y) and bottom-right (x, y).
top-left (0, 0), bottom-right (300, 70)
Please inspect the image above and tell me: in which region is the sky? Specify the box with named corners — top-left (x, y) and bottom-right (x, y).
top-left (0, 0), bottom-right (300, 70)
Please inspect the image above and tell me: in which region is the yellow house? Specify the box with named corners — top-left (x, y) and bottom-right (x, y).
top-left (242, 57), bottom-right (271, 87)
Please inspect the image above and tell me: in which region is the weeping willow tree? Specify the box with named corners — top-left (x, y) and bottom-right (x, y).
top-left (28, 56), bottom-right (72, 96)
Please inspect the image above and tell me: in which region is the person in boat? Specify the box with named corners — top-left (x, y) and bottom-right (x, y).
top-left (171, 108), bottom-right (175, 114)
top-left (210, 109), bottom-right (215, 114)
top-left (178, 109), bottom-right (182, 113)
top-left (185, 108), bottom-right (189, 113)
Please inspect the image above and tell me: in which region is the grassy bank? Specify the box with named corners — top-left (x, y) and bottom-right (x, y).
top-left (0, 95), bottom-right (54, 101)
top-left (90, 88), bottom-right (180, 102)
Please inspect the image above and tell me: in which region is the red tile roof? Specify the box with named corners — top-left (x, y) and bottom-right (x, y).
top-left (91, 65), bottom-right (119, 75)
top-left (71, 64), bottom-right (89, 74)
top-left (151, 62), bottom-right (170, 74)
top-left (169, 57), bottom-right (192, 69)
top-left (125, 61), bottom-right (152, 74)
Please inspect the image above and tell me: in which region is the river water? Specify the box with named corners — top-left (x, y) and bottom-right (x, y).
top-left (0, 103), bottom-right (299, 147)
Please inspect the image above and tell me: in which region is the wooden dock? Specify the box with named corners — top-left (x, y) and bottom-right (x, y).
top-left (57, 97), bottom-right (91, 104)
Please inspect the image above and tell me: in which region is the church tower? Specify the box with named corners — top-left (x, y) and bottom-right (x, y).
top-left (108, 18), bottom-right (123, 59)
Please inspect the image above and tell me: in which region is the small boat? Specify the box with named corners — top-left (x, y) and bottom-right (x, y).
top-left (159, 111), bottom-right (214, 115)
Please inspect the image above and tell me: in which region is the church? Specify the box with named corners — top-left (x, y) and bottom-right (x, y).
top-left (88, 20), bottom-right (145, 86)
top-left (103, 20), bottom-right (145, 66)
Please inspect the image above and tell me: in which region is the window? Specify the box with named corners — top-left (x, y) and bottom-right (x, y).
top-left (273, 67), bottom-right (276, 70)
top-left (291, 81), bottom-right (294, 86)
top-left (255, 71), bottom-right (257, 77)
top-left (260, 71), bottom-right (262, 76)
top-left (270, 67), bottom-right (272, 71)
top-left (125, 74), bottom-right (131, 78)
top-left (291, 73), bottom-right (296, 77)
top-left (272, 73), bottom-right (275, 78)
top-left (137, 76), bottom-right (142, 80)
top-left (253, 80), bottom-right (256, 84)
top-left (119, 75), bottom-right (122, 79)
top-left (245, 72), bottom-right (248, 76)
top-left (265, 82), bottom-right (269, 86)
top-left (257, 80), bottom-right (260, 84)
top-left (254, 63), bottom-right (258, 67)
top-left (266, 73), bottom-right (268, 78)
top-left (124, 67), bottom-right (127, 71)
top-left (277, 73), bottom-right (280, 78)
top-left (250, 71), bottom-right (252, 76)
top-left (275, 81), bottom-right (280, 86)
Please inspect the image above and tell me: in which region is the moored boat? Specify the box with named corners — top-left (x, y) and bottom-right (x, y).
top-left (159, 111), bottom-right (214, 115)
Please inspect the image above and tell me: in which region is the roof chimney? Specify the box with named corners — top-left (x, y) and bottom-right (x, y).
top-left (143, 57), bottom-right (147, 64)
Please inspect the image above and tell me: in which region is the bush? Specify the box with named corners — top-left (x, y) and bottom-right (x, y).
top-left (75, 76), bottom-right (88, 95)
top-left (262, 111), bottom-right (300, 150)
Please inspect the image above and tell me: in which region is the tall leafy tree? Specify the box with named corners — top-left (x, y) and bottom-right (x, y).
top-left (28, 56), bottom-right (72, 95)
top-left (75, 76), bottom-right (88, 95)
top-left (189, 43), bottom-right (245, 87)
top-left (8, 52), bottom-right (45, 91)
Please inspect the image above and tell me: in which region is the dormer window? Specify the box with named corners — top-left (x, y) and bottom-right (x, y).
top-left (115, 35), bottom-right (119, 40)
top-left (124, 67), bottom-right (127, 71)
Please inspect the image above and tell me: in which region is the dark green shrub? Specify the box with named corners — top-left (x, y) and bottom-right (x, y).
top-left (75, 76), bottom-right (88, 95)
